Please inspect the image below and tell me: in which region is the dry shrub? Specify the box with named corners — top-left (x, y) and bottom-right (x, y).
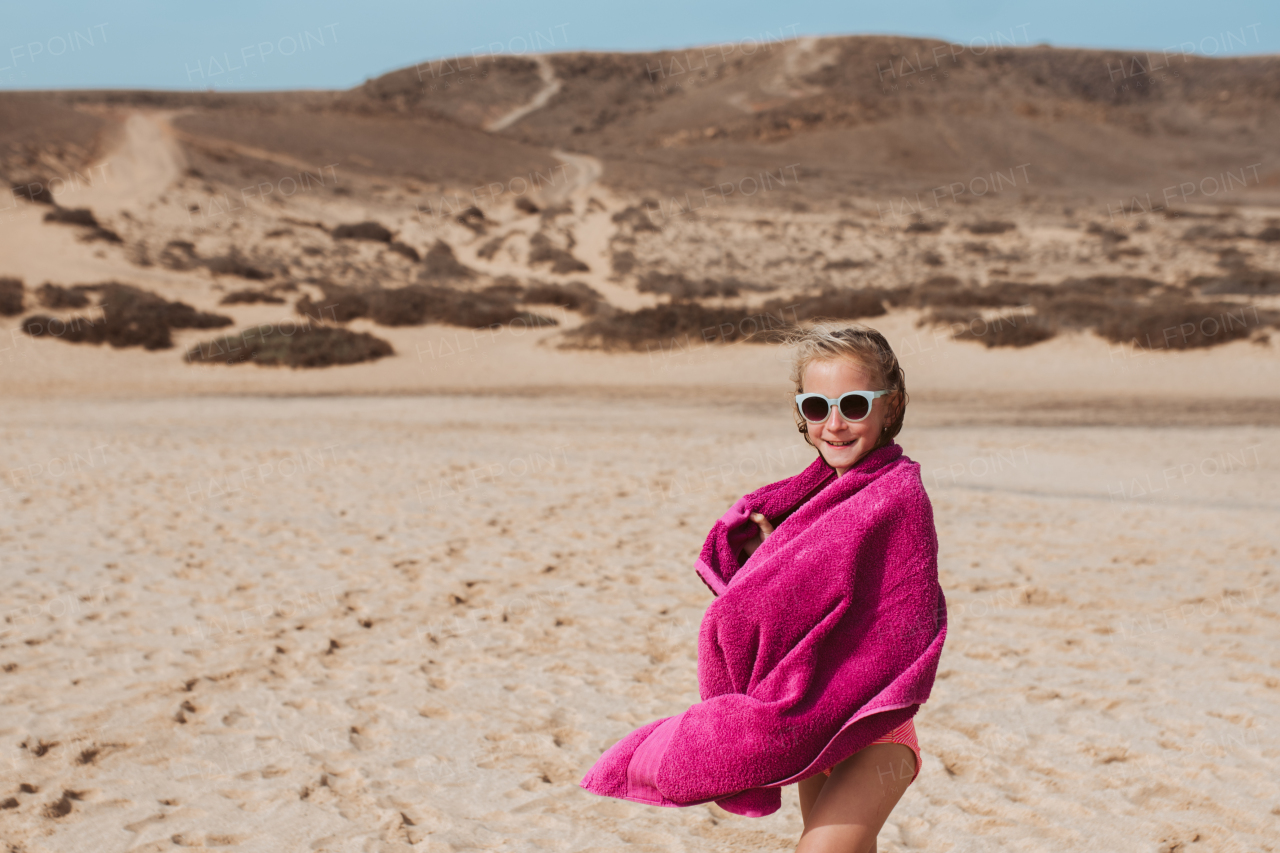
top-left (457, 206), bottom-right (486, 231)
top-left (1085, 222), bottom-right (1128, 242)
top-left (43, 207), bottom-right (99, 227)
top-left (966, 221), bottom-right (1016, 235)
top-left (1191, 270), bottom-right (1280, 296)
top-left (422, 240), bottom-right (476, 280)
top-left (770, 287), bottom-right (889, 321)
top-left (1181, 224), bottom-right (1239, 240)
top-left (299, 282), bottom-right (557, 329)
top-left (637, 271), bottom-right (766, 299)
top-left (611, 206), bottom-right (660, 232)
top-left (80, 227), bottom-right (123, 244)
top-left (186, 326), bottom-right (394, 367)
top-left (11, 178), bottom-right (55, 204)
top-left (1255, 226), bottom-right (1280, 242)
top-left (611, 250), bottom-right (637, 275)
top-left (515, 197), bottom-right (540, 214)
top-left (332, 221), bottom-right (392, 242)
top-left (904, 221), bottom-right (945, 233)
top-left (560, 302), bottom-right (785, 351)
top-left (522, 280), bottom-right (602, 312)
top-left (22, 282), bottom-right (231, 350)
top-left (528, 233), bottom-right (589, 273)
top-left (388, 241), bottom-right (420, 261)
top-left (220, 289), bottom-right (286, 305)
top-left (933, 309), bottom-right (1057, 347)
top-left (1095, 300), bottom-right (1262, 349)
top-left (159, 241), bottom-right (200, 271)
top-left (42, 206), bottom-right (121, 242)
top-left (204, 249), bottom-right (273, 280)
top-left (297, 284), bottom-right (368, 323)
top-left (0, 277), bottom-right (24, 316)
top-left (36, 283), bottom-right (91, 309)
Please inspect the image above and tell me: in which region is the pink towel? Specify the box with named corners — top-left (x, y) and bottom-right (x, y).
top-left (579, 442), bottom-right (948, 817)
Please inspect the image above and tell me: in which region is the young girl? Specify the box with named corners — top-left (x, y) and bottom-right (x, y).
top-left (581, 324), bottom-right (947, 853)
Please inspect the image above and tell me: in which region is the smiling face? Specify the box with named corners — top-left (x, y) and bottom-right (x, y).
top-left (800, 358), bottom-right (894, 477)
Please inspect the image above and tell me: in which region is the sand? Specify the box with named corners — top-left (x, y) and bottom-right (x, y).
top-left (1, 395), bottom-right (1276, 852)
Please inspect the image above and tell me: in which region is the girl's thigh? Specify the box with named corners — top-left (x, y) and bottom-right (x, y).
top-left (795, 742), bottom-right (916, 853)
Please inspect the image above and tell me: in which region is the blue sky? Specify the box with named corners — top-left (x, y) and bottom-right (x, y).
top-left (1, 1), bottom-right (1275, 91)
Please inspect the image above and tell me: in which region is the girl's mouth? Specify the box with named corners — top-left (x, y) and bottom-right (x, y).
top-left (826, 439), bottom-right (856, 447)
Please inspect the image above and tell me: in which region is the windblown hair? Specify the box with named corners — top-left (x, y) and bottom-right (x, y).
top-left (785, 323), bottom-right (908, 450)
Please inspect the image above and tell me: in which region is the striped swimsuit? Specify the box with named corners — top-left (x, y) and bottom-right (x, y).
top-left (821, 718), bottom-right (921, 785)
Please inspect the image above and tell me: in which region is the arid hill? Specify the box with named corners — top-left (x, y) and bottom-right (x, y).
top-left (5, 35), bottom-right (1280, 202)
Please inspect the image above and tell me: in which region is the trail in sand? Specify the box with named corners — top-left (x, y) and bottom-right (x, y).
top-left (485, 55), bottom-right (563, 132)
top-left (76, 111), bottom-right (188, 214)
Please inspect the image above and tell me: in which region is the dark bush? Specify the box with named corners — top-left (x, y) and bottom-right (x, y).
top-left (1096, 300), bottom-right (1261, 349)
top-left (1254, 226), bottom-right (1280, 242)
top-left (514, 197), bottom-right (540, 214)
top-left (11, 178), bottom-right (55, 204)
top-left (945, 311), bottom-right (1058, 347)
top-left (1181, 224), bottom-right (1238, 240)
top-left (81, 227), bottom-right (123, 244)
top-left (528, 233), bottom-right (589, 273)
top-left (24, 282), bottom-right (232, 350)
top-left (0, 277), bottom-right (24, 316)
top-left (297, 286), bottom-right (369, 323)
top-left (611, 250), bottom-right (637, 275)
top-left (37, 283), bottom-right (91, 309)
top-left (523, 280), bottom-right (602, 312)
top-left (43, 207), bottom-right (99, 227)
top-left (1191, 270), bottom-right (1280, 296)
top-left (388, 241), bottom-right (420, 261)
top-left (220, 289), bottom-right (286, 305)
top-left (421, 240), bottom-right (476, 280)
top-left (904, 221), bottom-right (944, 233)
top-left (823, 258), bottom-right (867, 269)
top-left (332, 221), bottom-right (392, 242)
top-left (457, 206), bottom-right (486, 231)
top-left (1057, 276), bottom-right (1162, 298)
top-left (20, 313), bottom-right (107, 344)
top-left (559, 301), bottom-right (780, 351)
top-left (159, 241), bottom-right (200, 271)
top-left (769, 287), bottom-right (889, 321)
top-left (966, 221), bottom-right (1016, 235)
top-left (186, 325), bottom-right (394, 367)
top-left (366, 286), bottom-right (433, 326)
top-left (611, 206), bottom-right (660, 232)
top-left (204, 249), bottom-right (272, 280)
top-left (637, 272), bottom-right (750, 299)
top-left (300, 281), bottom-right (557, 329)
top-left (1085, 222), bottom-right (1128, 242)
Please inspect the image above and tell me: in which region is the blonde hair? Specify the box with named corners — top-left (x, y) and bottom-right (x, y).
top-left (785, 323), bottom-right (908, 450)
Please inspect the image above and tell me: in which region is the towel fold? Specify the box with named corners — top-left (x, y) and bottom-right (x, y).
top-left (580, 442), bottom-right (948, 816)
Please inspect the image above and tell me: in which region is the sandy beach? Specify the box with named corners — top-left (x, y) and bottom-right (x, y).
top-left (1, 394), bottom-right (1276, 851)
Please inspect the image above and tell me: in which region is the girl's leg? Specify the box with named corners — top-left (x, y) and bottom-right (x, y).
top-left (797, 772), bottom-right (827, 826)
top-left (795, 743), bottom-right (916, 853)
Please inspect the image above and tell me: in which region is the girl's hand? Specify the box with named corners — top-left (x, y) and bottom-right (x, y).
top-left (740, 512), bottom-right (775, 560)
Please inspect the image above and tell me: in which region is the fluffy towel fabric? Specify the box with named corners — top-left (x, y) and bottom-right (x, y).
top-left (579, 442), bottom-right (948, 817)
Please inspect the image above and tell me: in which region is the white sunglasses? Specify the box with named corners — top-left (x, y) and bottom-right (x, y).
top-left (795, 390), bottom-right (889, 423)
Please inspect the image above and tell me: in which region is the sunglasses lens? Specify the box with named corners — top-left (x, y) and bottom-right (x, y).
top-left (840, 395), bottom-right (870, 421)
top-left (800, 396), bottom-right (830, 422)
